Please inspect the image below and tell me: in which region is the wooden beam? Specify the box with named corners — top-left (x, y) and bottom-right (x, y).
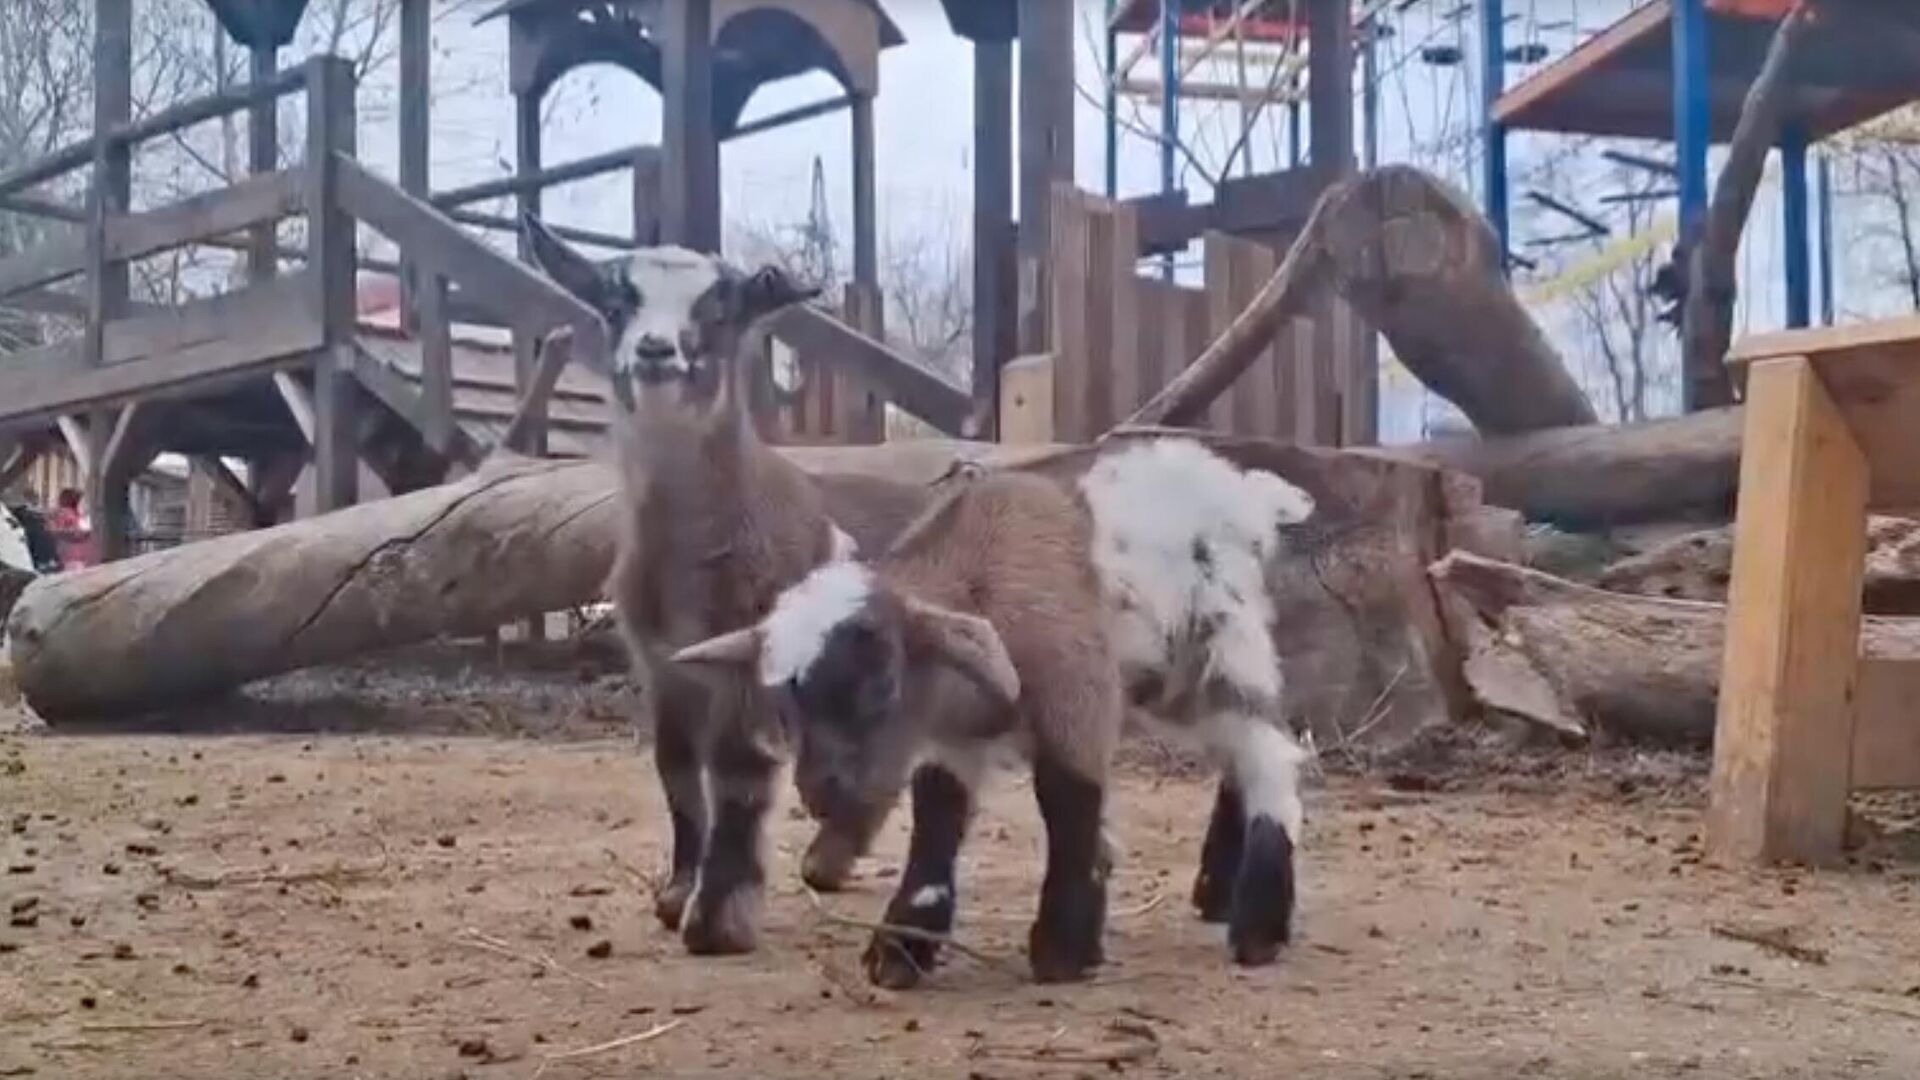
top-left (725, 96), bottom-right (852, 141)
top-left (0, 438), bottom-right (44, 493)
top-left (55, 416), bottom-right (92, 480)
top-left (660, 0), bottom-right (719, 252)
top-left (333, 157), bottom-right (605, 362)
top-left (98, 401), bottom-right (152, 485)
top-left (349, 341), bottom-right (477, 466)
top-left (1017, 0), bottom-right (1075, 352)
top-left (1307, 0), bottom-right (1354, 170)
top-left (432, 144), bottom-right (658, 210)
top-left (0, 237), bottom-right (93, 300)
top-left (102, 171), bottom-right (304, 267)
top-left (304, 56), bottom-right (357, 349)
top-left (1708, 356), bottom-right (1869, 866)
top-left (248, 44), bottom-right (279, 282)
top-left (444, 208), bottom-right (636, 251)
top-left (850, 92), bottom-right (878, 289)
top-left (1489, 2), bottom-right (1670, 129)
top-left (770, 305), bottom-right (970, 436)
top-left (313, 346), bottom-right (360, 513)
top-left (972, 38), bottom-right (1015, 437)
top-left (500, 328), bottom-right (572, 455)
top-left (274, 371), bottom-right (317, 444)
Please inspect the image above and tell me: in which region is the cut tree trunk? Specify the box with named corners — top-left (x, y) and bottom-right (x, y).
top-left (1123, 166), bottom-right (1595, 436)
top-left (1318, 167), bottom-right (1597, 435)
top-left (1432, 550), bottom-right (1920, 743)
top-left (1384, 406), bottom-right (1743, 528)
top-left (8, 434), bottom-right (1518, 756)
top-left (1681, 1), bottom-right (1815, 411)
top-left (1598, 514), bottom-right (1920, 614)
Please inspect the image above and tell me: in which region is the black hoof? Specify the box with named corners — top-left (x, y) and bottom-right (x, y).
top-left (680, 882), bottom-right (762, 956)
top-left (863, 931), bottom-right (936, 989)
top-left (1192, 865), bottom-right (1234, 924)
top-left (1226, 816), bottom-right (1294, 967)
top-left (801, 828), bottom-right (860, 893)
top-left (653, 874), bottom-right (696, 931)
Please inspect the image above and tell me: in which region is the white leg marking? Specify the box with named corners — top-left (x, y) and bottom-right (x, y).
top-left (909, 883), bottom-right (952, 909)
top-left (1214, 716), bottom-right (1307, 843)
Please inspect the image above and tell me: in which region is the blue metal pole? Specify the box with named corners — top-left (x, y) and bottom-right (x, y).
top-left (1781, 125), bottom-right (1810, 328)
top-left (1159, 0), bottom-right (1179, 279)
top-left (1673, 0), bottom-right (1710, 237)
top-left (1817, 151), bottom-right (1835, 325)
top-left (1480, 0), bottom-right (1509, 265)
top-left (1288, 97), bottom-right (1302, 168)
top-left (1104, 0), bottom-right (1118, 199)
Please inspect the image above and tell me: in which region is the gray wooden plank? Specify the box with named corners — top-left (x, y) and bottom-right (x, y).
top-left (103, 170), bottom-right (303, 266)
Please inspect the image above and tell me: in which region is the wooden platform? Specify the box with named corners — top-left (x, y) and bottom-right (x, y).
top-left (1708, 315), bottom-right (1920, 866)
top-left (1493, 0), bottom-right (1920, 141)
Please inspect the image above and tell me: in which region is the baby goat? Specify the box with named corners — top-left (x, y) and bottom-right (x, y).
top-left (674, 437), bottom-right (1316, 985)
top-left (524, 219), bottom-right (927, 954)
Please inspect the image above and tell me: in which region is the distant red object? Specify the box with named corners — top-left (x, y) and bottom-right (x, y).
top-left (1111, 1), bottom-right (1306, 44)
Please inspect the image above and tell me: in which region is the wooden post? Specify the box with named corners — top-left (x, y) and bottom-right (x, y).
top-left (247, 44), bottom-right (279, 282)
top-left (398, 0), bottom-right (429, 319)
top-left (631, 146), bottom-right (661, 245)
top-left (87, 0), bottom-right (133, 371)
top-left (1307, 0), bottom-right (1354, 171)
top-left (1017, 0), bottom-right (1073, 354)
top-left (511, 88), bottom-right (549, 459)
top-left (972, 37), bottom-right (1014, 437)
top-left (1707, 357), bottom-right (1868, 866)
top-left (850, 91), bottom-right (878, 293)
top-left (661, 0), bottom-right (720, 253)
top-left (305, 56), bottom-right (359, 514)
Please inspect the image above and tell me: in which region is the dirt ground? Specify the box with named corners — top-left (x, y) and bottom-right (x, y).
top-left (5, 646), bottom-right (1920, 1079)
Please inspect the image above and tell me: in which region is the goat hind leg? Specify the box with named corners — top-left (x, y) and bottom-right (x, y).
top-left (1222, 718), bottom-right (1304, 966)
top-left (1191, 777), bottom-right (1245, 923)
top-left (1028, 753), bottom-right (1109, 984)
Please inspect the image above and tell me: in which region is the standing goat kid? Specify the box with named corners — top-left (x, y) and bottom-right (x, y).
top-left (674, 437), bottom-right (1316, 985)
top-left (524, 219), bottom-right (927, 954)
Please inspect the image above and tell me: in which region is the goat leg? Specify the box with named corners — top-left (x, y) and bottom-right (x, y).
top-left (680, 722), bottom-right (778, 955)
top-left (862, 762), bottom-right (973, 989)
top-left (650, 706), bottom-right (708, 930)
top-left (1028, 754), bottom-right (1109, 984)
top-left (1191, 778), bottom-right (1246, 923)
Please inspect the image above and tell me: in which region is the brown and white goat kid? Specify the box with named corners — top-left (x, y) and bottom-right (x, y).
top-left (674, 437), bottom-right (1317, 986)
top-left (523, 218), bottom-right (927, 955)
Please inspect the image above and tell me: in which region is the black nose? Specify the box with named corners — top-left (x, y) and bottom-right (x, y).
top-left (634, 335), bottom-right (676, 363)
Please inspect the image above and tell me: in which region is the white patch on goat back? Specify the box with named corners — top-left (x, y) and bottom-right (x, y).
top-left (757, 560), bottom-right (875, 686)
top-left (1077, 439), bottom-right (1313, 705)
top-left (612, 245), bottom-right (723, 373)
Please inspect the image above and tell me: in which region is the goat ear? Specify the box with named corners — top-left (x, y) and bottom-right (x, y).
top-left (737, 264), bottom-right (821, 323)
top-left (902, 596), bottom-right (1020, 709)
top-left (523, 213), bottom-right (613, 310)
top-left (670, 626), bottom-right (764, 670)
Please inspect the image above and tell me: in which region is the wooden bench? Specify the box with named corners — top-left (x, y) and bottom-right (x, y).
top-left (1709, 315), bottom-right (1920, 865)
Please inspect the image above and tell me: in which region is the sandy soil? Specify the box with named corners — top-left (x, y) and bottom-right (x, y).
top-left (4, 653), bottom-right (1920, 1079)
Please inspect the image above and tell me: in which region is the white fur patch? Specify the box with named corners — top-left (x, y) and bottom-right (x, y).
top-left (0, 506), bottom-right (33, 577)
top-left (757, 560), bottom-right (875, 687)
top-left (908, 884), bottom-right (951, 909)
top-left (1077, 438), bottom-right (1314, 708)
top-left (612, 246), bottom-right (723, 375)
top-left (1211, 714), bottom-right (1309, 843)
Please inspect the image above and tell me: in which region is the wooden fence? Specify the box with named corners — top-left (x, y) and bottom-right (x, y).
top-left (1023, 184), bottom-right (1375, 446)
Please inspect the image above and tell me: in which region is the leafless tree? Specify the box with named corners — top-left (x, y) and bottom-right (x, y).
top-left (1845, 138), bottom-right (1920, 311)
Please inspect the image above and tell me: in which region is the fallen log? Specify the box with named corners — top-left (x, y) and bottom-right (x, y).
top-left (1598, 514), bottom-right (1920, 614)
top-left (1432, 550), bottom-right (1920, 743)
top-left (1124, 166), bottom-right (1595, 437)
top-left (8, 434), bottom-right (1518, 754)
top-left (1385, 407), bottom-right (1743, 528)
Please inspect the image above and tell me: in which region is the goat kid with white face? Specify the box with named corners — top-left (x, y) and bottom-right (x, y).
top-left (525, 219), bottom-right (928, 956)
top-left (675, 438), bottom-right (1318, 986)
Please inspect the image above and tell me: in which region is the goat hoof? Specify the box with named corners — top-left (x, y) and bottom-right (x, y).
top-left (653, 875), bottom-right (696, 931)
top-left (1191, 867), bottom-right (1233, 924)
top-left (680, 882), bottom-right (762, 956)
top-left (1226, 816), bottom-right (1295, 967)
top-left (863, 932), bottom-right (933, 989)
top-left (801, 830), bottom-right (860, 893)
top-left (1027, 925), bottom-right (1102, 985)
